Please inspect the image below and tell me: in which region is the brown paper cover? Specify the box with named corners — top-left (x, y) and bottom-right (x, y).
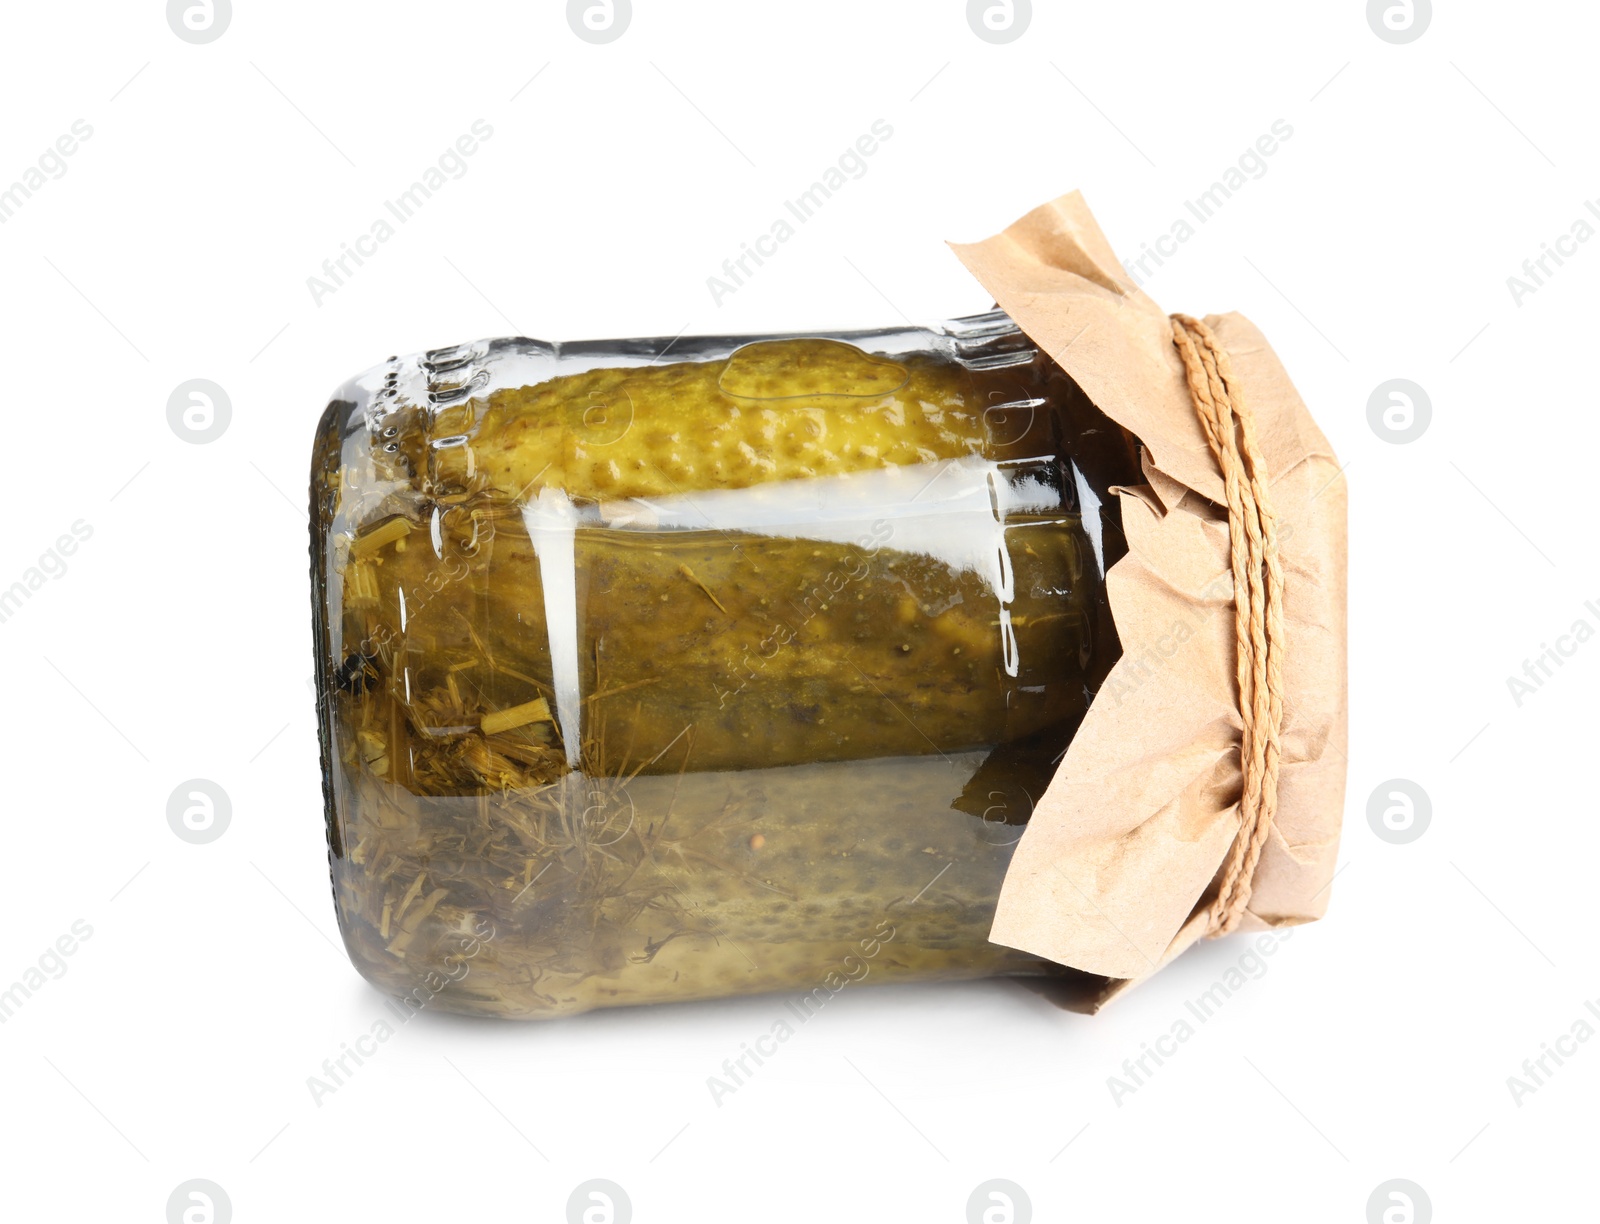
top-left (948, 192), bottom-right (1348, 1001)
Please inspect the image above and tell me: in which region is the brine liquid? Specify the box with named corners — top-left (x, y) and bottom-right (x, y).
top-left (312, 318), bottom-right (1135, 1017)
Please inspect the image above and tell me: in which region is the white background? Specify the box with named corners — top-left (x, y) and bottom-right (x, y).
top-left (1, 1), bottom-right (1594, 1221)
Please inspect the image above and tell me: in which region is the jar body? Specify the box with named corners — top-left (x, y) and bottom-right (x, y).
top-left (311, 311), bottom-right (1138, 1018)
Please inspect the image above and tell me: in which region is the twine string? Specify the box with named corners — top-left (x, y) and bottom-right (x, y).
top-left (1169, 314), bottom-right (1286, 937)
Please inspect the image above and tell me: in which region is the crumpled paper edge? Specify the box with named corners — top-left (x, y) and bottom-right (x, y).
top-left (948, 191), bottom-right (1348, 994)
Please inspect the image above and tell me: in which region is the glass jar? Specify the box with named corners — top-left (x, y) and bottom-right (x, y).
top-left (310, 310), bottom-right (1140, 1018)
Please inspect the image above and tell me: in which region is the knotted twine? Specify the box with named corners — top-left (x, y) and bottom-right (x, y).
top-left (1169, 314), bottom-right (1286, 937)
